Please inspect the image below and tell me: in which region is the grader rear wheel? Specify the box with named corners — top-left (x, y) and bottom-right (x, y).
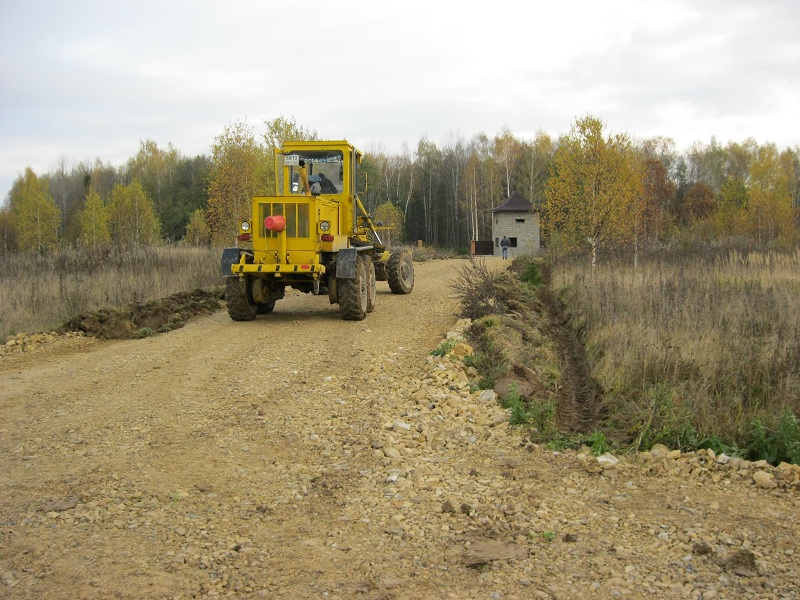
top-left (257, 301), bottom-right (276, 314)
top-left (225, 276), bottom-right (258, 321)
top-left (365, 255), bottom-right (377, 313)
top-left (338, 255), bottom-right (368, 321)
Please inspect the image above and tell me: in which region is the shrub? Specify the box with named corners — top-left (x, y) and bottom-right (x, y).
top-left (501, 385), bottom-right (529, 426)
top-left (518, 260), bottom-right (544, 287)
top-left (585, 431), bottom-right (608, 456)
top-left (449, 258), bottom-right (507, 320)
top-left (746, 410), bottom-right (800, 465)
top-left (430, 339), bottom-right (456, 357)
top-left (527, 397), bottom-right (557, 438)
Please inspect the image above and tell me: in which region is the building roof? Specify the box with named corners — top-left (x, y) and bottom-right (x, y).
top-left (489, 191), bottom-right (537, 213)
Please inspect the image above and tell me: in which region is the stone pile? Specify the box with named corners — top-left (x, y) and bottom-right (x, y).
top-left (2, 331), bottom-right (85, 356)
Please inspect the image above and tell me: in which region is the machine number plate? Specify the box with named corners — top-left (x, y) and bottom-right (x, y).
top-left (284, 154), bottom-right (300, 166)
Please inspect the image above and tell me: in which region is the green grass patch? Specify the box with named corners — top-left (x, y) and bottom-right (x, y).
top-left (430, 339), bottom-right (457, 357)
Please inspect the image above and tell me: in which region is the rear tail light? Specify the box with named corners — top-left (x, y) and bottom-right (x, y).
top-left (238, 233), bottom-right (251, 241)
top-left (321, 234), bottom-right (334, 242)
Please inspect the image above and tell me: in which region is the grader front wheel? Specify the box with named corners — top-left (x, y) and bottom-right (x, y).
top-left (338, 255), bottom-right (368, 321)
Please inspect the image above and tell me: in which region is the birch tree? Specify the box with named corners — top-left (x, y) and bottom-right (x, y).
top-left (207, 119), bottom-right (269, 245)
top-left (492, 127), bottom-right (522, 197)
top-left (544, 115), bottom-right (643, 269)
top-left (10, 168), bottom-right (61, 253)
top-left (78, 186), bottom-right (110, 246)
top-left (126, 140), bottom-right (181, 238)
top-left (374, 202), bottom-right (403, 247)
top-left (184, 207), bottom-right (211, 246)
top-left (520, 131), bottom-right (554, 208)
top-left (107, 180), bottom-right (161, 246)
top-left (748, 143), bottom-right (793, 245)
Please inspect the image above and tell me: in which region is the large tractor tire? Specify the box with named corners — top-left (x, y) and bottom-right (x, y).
top-left (374, 261), bottom-right (388, 282)
top-left (387, 248), bottom-right (414, 294)
top-left (365, 255), bottom-right (377, 313)
top-left (338, 254), bottom-right (368, 321)
top-left (257, 301), bottom-right (276, 314)
top-left (225, 276), bottom-right (257, 321)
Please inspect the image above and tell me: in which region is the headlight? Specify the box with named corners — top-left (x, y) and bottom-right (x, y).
top-left (319, 221), bottom-right (331, 232)
top-left (240, 221), bottom-right (251, 232)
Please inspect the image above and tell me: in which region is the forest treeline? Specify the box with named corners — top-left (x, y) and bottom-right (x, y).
top-left (1, 114), bottom-right (799, 256)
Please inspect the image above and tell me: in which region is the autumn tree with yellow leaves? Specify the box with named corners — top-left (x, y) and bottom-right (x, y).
top-left (9, 167), bottom-right (61, 253)
top-left (206, 120), bottom-right (270, 245)
top-left (747, 143), bottom-right (794, 245)
top-left (544, 115), bottom-right (644, 269)
top-left (374, 202), bottom-right (404, 247)
top-left (184, 207), bottom-right (211, 246)
top-left (107, 180), bottom-right (161, 246)
top-left (78, 186), bottom-right (111, 246)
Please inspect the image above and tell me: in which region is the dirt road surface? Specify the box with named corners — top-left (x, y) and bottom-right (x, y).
top-left (2, 258), bottom-right (799, 599)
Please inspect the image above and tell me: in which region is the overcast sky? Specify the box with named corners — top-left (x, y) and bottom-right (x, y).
top-left (1, 0), bottom-right (798, 202)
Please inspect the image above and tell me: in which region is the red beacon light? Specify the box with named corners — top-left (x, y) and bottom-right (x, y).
top-left (264, 215), bottom-right (286, 232)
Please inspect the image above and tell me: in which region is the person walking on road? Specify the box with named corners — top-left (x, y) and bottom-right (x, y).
top-left (500, 235), bottom-right (510, 259)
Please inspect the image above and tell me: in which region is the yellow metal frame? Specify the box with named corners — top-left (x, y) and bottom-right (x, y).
top-left (232, 261), bottom-right (326, 275)
top-left (228, 140), bottom-right (378, 278)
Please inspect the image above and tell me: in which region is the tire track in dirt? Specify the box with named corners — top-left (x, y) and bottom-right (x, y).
top-left (539, 283), bottom-right (604, 434)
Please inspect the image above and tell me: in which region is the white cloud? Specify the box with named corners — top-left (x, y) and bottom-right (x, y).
top-left (1, 0), bottom-right (799, 200)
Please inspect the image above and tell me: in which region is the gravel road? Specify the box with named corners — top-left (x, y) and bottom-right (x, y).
top-left (1, 257), bottom-right (799, 599)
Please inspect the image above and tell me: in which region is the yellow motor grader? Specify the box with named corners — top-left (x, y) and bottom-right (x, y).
top-left (221, 140), bottom-right (414, 321)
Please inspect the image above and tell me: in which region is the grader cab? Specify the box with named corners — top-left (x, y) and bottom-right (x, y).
top-left (221, 140), bottom-right (414, 321)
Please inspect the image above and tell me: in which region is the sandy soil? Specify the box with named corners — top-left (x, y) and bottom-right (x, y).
top-left (1, 257), bottom-right (798, 600)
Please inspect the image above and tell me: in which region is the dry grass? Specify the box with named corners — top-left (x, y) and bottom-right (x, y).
top-left (0, 245), bottom-right (222, 336)
top-left (551, 249), bottom-right (800, 459)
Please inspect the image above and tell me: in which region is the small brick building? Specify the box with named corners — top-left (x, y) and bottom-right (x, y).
top-left (489, 191), bottom-right (540, 257)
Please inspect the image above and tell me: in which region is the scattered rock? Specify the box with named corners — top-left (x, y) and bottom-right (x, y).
top-left (479, 389), bottom-right (498, 402)
top-left (724, 549), bottom-right (758, 576)
top-left (752, 470), bottom-right (777, 489)
top-left (650, 444), bottom-right (670, 459)
top-left (464, 539), bottom-right (527, 567)
top-left (448, 342), bottom-right (474, 358)
top-left (383, 447), bottom-right (402, 460)
top-left (493, 377), bottom-right (535, 399)
top-left (41, 497), bottom-right (80, 512)
top-left (692, 541), bottom-right (713, 555)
